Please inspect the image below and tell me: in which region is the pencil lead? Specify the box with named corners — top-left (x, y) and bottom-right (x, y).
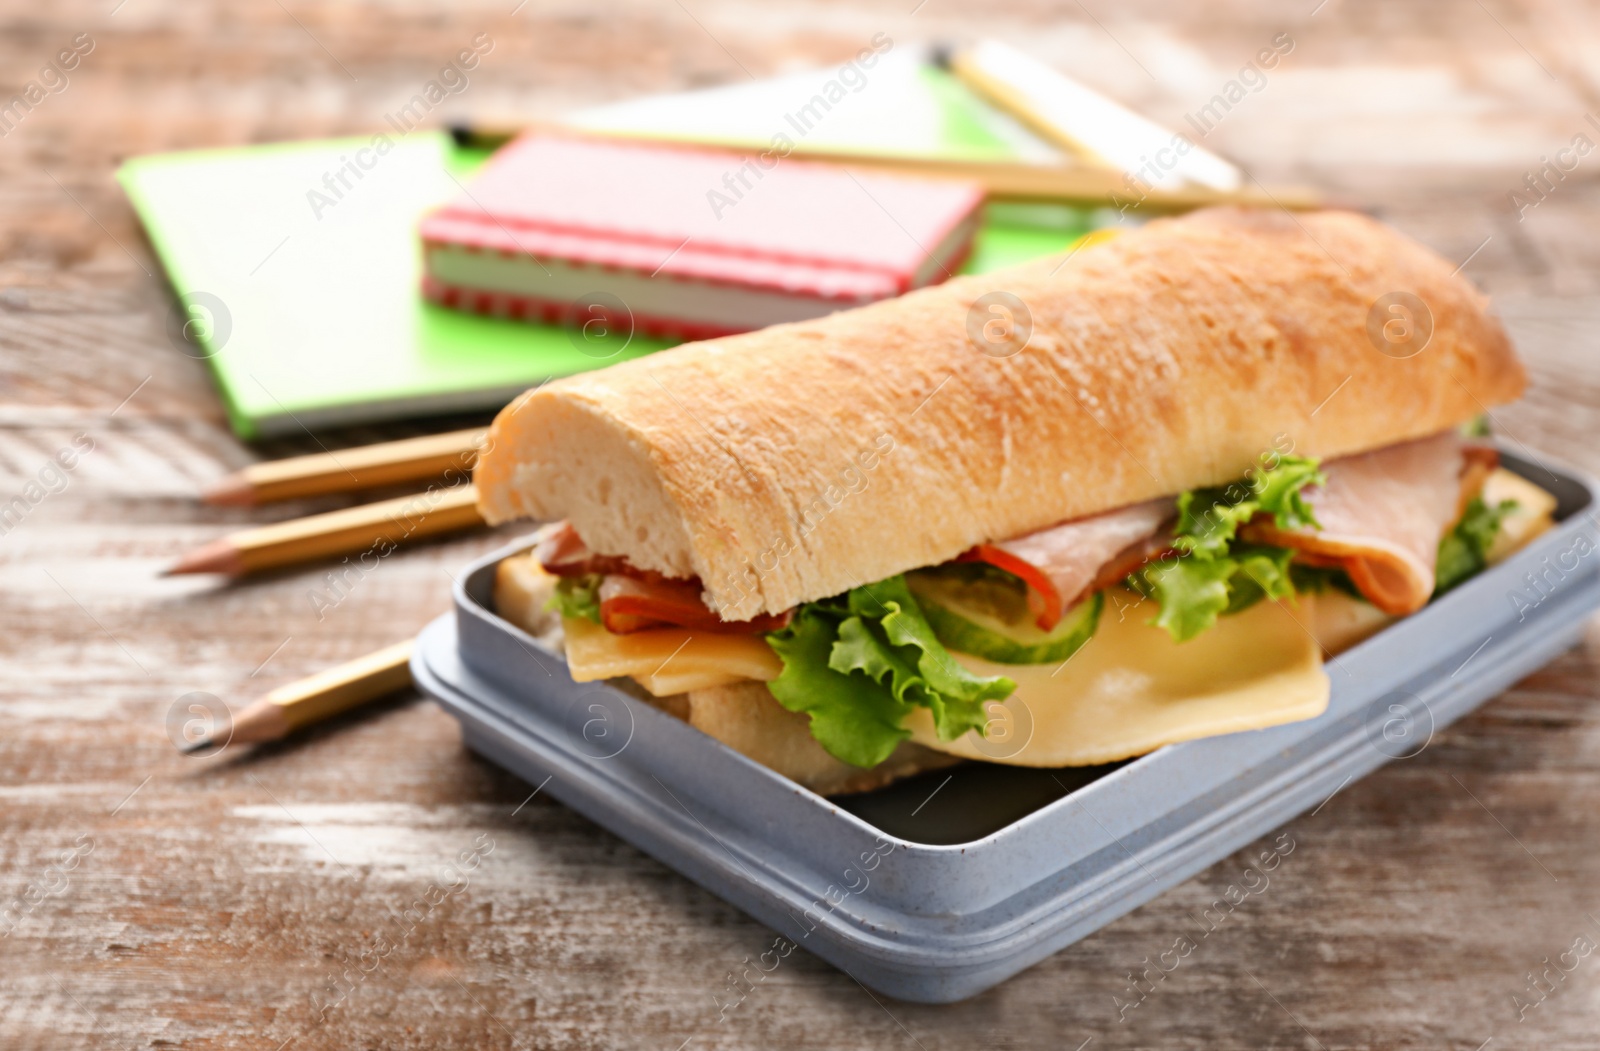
top-left (180, 737), bottom-right (214, 755)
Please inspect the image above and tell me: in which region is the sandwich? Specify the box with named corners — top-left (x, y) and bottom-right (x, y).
top-left (473, 207), bottom-right (1555, 796)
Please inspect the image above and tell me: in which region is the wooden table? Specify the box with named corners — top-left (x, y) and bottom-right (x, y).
top-left (5, 1), bottom-right (1600, 1047)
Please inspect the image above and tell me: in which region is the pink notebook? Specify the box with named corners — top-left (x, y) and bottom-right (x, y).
top-left (419, 134), bottom-right (984, 340)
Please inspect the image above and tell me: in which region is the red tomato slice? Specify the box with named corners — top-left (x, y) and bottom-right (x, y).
top-left (954, 545), bottom-right (1065, 631)
top-left (597, 575), bottom-right (792, 635)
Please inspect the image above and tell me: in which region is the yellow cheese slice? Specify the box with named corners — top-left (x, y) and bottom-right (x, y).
top-left (561, 616), bottom-right (782, 697)
top-left (1483, 466), bottom-right (1558, 564)
top-left (905, 593), bottom-right (1330, 767)
top-left (494, 553), bottom-right (564, 648)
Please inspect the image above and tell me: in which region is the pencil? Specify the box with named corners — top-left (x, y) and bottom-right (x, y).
top-left (182, 640), bottom-right (414, 753)
top-left (940, 40), bottom-right (1245, 196)
top-left (448, 123), bottom-right (1322, 212)
top-left (165, 483), bottom-right (485, 577)
top-left (203, 427), bottom-right (486, 506)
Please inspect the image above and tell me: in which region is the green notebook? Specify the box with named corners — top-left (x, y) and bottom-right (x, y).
top-left (118, 54), bottom-right (1092, 439)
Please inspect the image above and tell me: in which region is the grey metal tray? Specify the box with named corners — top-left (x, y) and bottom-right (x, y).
top-left (412, 451), bottom-right (1600, 1002)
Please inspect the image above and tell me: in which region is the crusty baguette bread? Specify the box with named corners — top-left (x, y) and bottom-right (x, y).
top-left (476, 207), bottom-right (1525, 620)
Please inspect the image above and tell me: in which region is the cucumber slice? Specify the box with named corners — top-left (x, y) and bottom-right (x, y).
top-left (908, 572), bottom-right (1102, 664)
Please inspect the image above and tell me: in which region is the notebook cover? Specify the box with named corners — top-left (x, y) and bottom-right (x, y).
top-left (420, 134), bottom-right (983, 300)
top-left (117, 59), bottom-right (1098, 439)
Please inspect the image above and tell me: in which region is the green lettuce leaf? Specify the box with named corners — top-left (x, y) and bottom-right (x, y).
top-left (1225, 544), bottom-right (1299, 613)
top-left (1435, 497), bottom-right (1517, 596)
top-left (1131, 544), bottom-right (1299, 642)
top-left (546, 574), bottom-right (602, 623)
top-left (1135, 556), bottom-right (1235, 641)
top-left (1289, 562), bottom-right (1365, 601)
top-left (766, 607), bottom-right (915, 768)
top-left (1135, 456), bottom-right (1326, 641)
top-left (766, 575), bottom-right (1015, 767)
top-left (1173, 455), bottom-right (1326, 558)
top-left (1253, 457), bottom-right (1325, 531)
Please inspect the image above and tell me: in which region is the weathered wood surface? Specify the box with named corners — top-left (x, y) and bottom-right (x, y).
top-left (4, 0), bottom-right (1600, 1047)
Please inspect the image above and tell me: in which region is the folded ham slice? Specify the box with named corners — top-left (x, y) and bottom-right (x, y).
top-left (1243, 432), bottom-right (1485, 615)
top-left (960, 499), bottom-right (1173, 629)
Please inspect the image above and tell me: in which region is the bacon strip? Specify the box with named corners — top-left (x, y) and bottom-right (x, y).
top-left (1243, 432), bottom-right (1487, 615)
top-left (959, 499), bottom-right (1172, 629)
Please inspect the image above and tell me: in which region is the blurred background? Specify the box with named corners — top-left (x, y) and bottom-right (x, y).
top-left (5, 1), bottom-right (1600, 1048)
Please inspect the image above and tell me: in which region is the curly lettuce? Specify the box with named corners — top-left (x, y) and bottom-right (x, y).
top-left (765, 576), bottom-right (1016, 768)
top-left (1132, 456), bottom-right (1325, 642)
top-left (1174, 455), bottom-right (1325, 558)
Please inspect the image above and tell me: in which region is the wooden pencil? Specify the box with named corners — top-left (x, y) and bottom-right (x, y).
top-left (448, 122), bottom-right (1322, 212)
top-left (165, 484), bottom-right (485, 577)
top-left (203, 427), bottom-right (486, 506)
top-left (183, 640), bottom-right (414, 753)
top-left (941, 41), bottom-right (1243, 196)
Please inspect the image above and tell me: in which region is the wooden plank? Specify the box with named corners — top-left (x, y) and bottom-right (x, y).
top-left (4, 1), bottom-right (1600, 1048)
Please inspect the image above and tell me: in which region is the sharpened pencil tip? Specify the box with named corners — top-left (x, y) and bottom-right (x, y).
top-left (180, 737), bottom-right (213, 755)
top-left (199, 473), bottom-right (257, 506)
top-left (162, 538), bottom-right (245, 577)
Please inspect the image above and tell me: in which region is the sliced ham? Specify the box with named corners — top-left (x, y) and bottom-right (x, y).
top-left (960, 499), bottom-right (1172, 629)
top-left (535, 520), bottom-right (643, 580)
top-left (1087, 531), bottom-right (1180, 595)
top-left (1243, 432), bottom-right (1488, 615)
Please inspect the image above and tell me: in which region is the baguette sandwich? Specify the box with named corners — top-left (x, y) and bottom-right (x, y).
top-left (475, 207), bottom-right (1556, 795)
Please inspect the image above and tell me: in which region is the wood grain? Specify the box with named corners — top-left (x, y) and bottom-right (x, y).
top-left (4, 1), bottom-right (1600, 1048)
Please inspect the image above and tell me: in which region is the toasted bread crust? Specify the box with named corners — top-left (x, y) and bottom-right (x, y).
top-left (476, 207), bottom-right (1525, 619)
